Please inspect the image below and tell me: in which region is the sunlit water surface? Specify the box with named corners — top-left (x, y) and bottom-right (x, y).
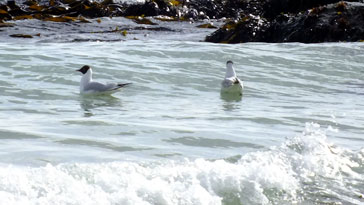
top-left (0, 41), bottom-right (363, 204)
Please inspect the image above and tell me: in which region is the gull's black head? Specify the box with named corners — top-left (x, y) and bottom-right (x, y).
top-left (226, 60), bottom-right (233, 65)
top-left (76, 65), bottom-right (90, 74)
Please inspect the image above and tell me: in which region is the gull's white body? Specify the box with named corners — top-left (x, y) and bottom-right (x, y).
top-left (78, 66), bottom-right (130, 95)
top-left (221, 61), bottom-right (243, 94)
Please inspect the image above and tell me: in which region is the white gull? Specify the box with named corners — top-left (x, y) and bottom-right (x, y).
top-left (76, 65), bottom-right (131, 95)
top-left (221, 60), bottom-right (243, 95)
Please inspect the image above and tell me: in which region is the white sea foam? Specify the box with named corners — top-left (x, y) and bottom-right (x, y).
top-left (0, 123), bottom-right (362, 205)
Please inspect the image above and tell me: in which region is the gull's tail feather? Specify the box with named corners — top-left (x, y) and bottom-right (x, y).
top-left (233, 78), bottom-right (240, 84)
top-left (117, 83), bottom-right (132, 88)
top-left (109, 83), bottom-right (132, 91)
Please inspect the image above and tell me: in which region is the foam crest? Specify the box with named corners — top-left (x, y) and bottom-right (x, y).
top-left (284, 123), bottom-right (360, 179)
top-left (0, 123), bottom-right (362, 205)
top-left (280, 122), bottom-right (363, 204)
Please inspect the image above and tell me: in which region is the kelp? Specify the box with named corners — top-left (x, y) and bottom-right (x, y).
top-left (0, 0), bottom-right (119, 22)
top-left (28, 4), bottom-right (44, 11)
top-left (196, 23), bottom-right (217, 28)
top-left (10, 34), bottom-right (33, 38)
top-left (13, 15), bottom-right (34, 20)
top-left (0, 22), bottom-right (14, 27)
top-left (0, 0), bottom-right (218, 25)
top-left (44, 15), bottom-right (77, 22)
top-left (126, 16), bottom-right (158, 25)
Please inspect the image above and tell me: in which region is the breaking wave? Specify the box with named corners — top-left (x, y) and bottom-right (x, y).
top-left (0, 123), bottom-right (363, 205)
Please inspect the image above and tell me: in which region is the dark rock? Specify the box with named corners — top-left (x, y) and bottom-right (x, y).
top-left (44, 5), bottom-right (68, 15)
top-left (7, 1), bottom-right (28, 17)
top-left (270, 2), bottom-right (364, 42)
top-left (101, 0), bottom-right (114, 6)
top-left (261, 0), bottom-right (360, 19)
top-left (206, 15), bottom-right (271, 43)
top-left (177, 0), bottom-right (247, 20)
top-left (153, 0), bottom-right (177, 16)
top-left (1, 0), bottom-right (363, 44)
top-left (23, 0), bottom-right (38, 6)
top-left (124, 1), bottom-right (161, 17)
top-left (123, 0), bottom-right (177, 17)
top-left (68, 1), bottom-right (102, 17)
top-left (0, 0), bottom-right (228, 21)
top-left (107, 4), bottom-right (124, 16)
top-left (0, 5), bottom-right (12, 20)
top-left (206, 1), bottom-right (364, 43)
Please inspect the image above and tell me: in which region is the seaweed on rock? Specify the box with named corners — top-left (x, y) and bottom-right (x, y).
top-left (206, 1), bottom-right (364, 43)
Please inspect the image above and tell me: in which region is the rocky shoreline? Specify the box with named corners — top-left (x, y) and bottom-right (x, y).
top-left (206, 0), bottom-right (364, 43)
top-left (1, 0), bottom-right (363, 43)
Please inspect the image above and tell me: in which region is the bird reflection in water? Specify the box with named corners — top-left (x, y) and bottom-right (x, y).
top-left (79, 94), bottom-right (122, 117)
top-left (220, 92), bottom-right (243, 111)
top-left (220, 92), bottom-right (242, 102)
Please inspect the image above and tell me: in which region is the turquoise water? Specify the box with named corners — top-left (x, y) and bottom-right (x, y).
top-left (0, 41), bottom-right (363, 204)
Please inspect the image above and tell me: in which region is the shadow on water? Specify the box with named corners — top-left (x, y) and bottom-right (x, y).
top-left (79, 94), bottom-right (122, 116)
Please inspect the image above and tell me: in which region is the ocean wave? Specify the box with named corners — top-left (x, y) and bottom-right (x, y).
top-left (0, 123), bottom-right (363, 205)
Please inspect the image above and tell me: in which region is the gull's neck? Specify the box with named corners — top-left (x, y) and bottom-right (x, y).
top-left (80, 68), bottom-right (92, 91)
top-left (225, 63), bottom-right (236, 78)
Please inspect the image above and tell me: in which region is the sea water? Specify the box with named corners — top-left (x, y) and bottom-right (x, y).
top-left (0, 41), bottom-right (363, 204)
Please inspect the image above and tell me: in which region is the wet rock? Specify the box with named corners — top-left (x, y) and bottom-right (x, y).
top-left (0, 5), bottom-right (12, 20)
top-left (186, 0), bottom-right (245, 19)
top-left (124, 1), bottom-right (162, 17)
top-left (261, 0), bottom-right (360, 19)
top-left (206, 1), bottom-right (364, 43)
top-left (0, 0), bottom-right (125, 21)
top-left (1, 0), bottom-right (363, 44)
top-left (206, 15), bottom-right (271, 43)
top-left (123, 0), bottom-right (182, 18)
top-left (44, 5), bottom-right (69, 15)
top-left (6, 1), bottom-right (28, 17)
top-left (67, 1), bottom-right (106, 18)
top-left (269, 2), bottom-right (364, 42)
top-left (0, 0), bottom-right (224, 22)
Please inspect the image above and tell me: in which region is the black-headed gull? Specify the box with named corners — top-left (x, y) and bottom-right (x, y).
top-left (76, 65), bottom-right (131, 95)
top-left (221, 60), bottom-right (243, 95)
